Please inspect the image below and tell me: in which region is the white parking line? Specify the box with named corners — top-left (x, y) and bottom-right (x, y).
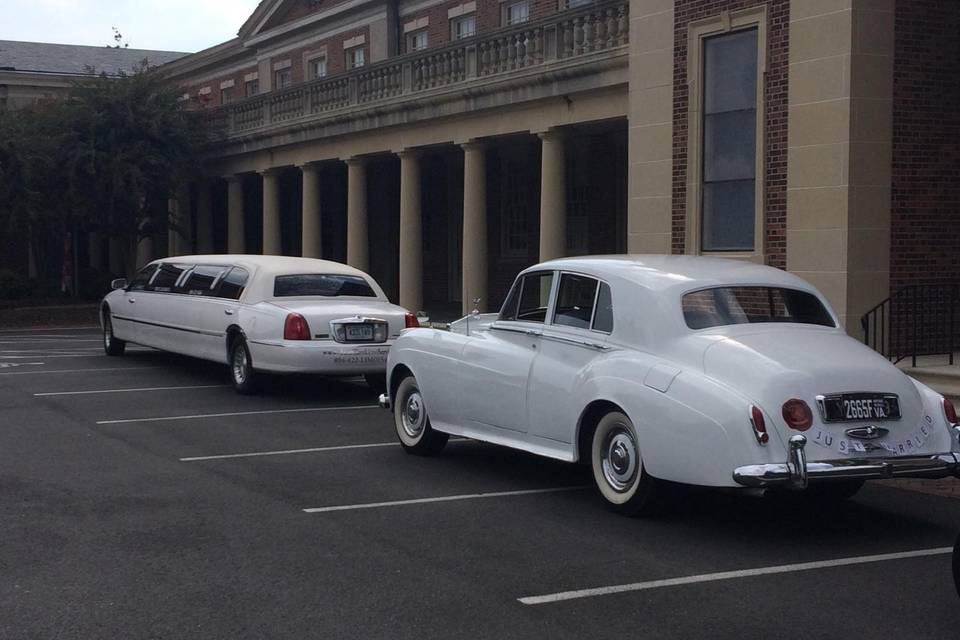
top-left (35, 384), bottom-right (227, 397)
top-left (303, 486), bottom-right (590, 514)
top-left (181, 441), bottom-right (400, 461)
top-left (0, 366), bottom-right (158, 376)
top-left (0, 339), bottom-right (102, 343)
top-left (97, 404), bottom-right (379, 425)
top-left (517, 547), bottom-right (954, 605)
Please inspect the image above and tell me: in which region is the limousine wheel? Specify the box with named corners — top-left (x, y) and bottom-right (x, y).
top-left (102, 314), bottom-right (126, 356)
top-left (591, 411), bottom-right (662, 516)
top-left (230, 338), bottom-right (258, 395)
top-left (394, 375), bottom-right (448, 456)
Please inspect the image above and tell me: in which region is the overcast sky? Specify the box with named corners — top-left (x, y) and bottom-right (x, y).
top-left (1, 0), bottom-right (264, 53)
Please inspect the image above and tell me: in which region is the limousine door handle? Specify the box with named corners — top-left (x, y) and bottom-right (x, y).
top-left (224, 309), bottom-right (234, 316)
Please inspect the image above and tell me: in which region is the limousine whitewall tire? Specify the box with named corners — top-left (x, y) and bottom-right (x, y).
top-left (102, 312), bottom-right (126, 357)
top-left (394, 375), bottom-right (448, 455)
top-left (591, 411), bottom-right (662, 516)
top-left (230, 337), bottom-right (258, 395)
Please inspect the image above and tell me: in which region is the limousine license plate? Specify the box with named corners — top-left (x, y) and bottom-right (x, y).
top-left (345, 324), bottom-right (374, 342)
top-left (819, 393), bottom-right (900, 422)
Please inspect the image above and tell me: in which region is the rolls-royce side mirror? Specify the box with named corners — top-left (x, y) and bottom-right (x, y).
top-left (110, 278), bottom-right (128, 290)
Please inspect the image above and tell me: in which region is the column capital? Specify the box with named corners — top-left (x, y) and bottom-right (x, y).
top-left (395, 147), bottom-right (422, 160)
top-left (536, 128), bottom-right (566, 143)
top-left (344, 156), bottom-right (368, 168)
top-left (297, 161), bottom-right (323, 173)
top-left (459, 139), bottom-right (488, 152)
top-left (258, 167), bottom-right (285, 177)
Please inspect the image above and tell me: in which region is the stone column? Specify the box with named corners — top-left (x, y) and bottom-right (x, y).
top-left (538, 130), bottom-right (567, 262)
top-left (398, 150), bottom-right (423, 313)
top-left (196, 181), bottom-right (214, 254)
top-left (260, 169), bottom-right (282, 256)
top-left (300, 163), bottom-right (322, 259)
top-left (345, 158), bottom-right (369, 271)
top-left (109, 236), bottom-right (124, 275)
top-left (88, 231), bottom-right (104, 269)
top-left (167, 187), bottom-right (190, 256)
top-left (461, 141), bottom-right (488, 315)
top-left (226, 175), bottom-right (246, 254)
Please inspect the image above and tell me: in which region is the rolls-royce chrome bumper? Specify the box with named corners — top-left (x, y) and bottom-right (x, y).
top-left (733, 434), bottom-right (960, 489)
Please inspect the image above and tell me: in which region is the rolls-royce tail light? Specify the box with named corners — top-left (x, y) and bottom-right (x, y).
top-left (943, 397), bottom-right (958, 426)
top-left (283, 313), bottom-right (311, 340)
top-left (749, 405), bottom-right (769, 445)
top-left (404, 313), bottom-right (420, 329)
top-left (782, 399), bottom-right (813, 431)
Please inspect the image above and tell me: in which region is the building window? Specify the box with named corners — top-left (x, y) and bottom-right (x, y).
top-left (275, 68), bottom-right (292, 90)
top-left (564, 0), bottom-right (592, 7)
top-left (451, 14), bottom-right (476, 39)
top-left (220, 87), bottom-right (234, 104)
top-left (245, 79), bottom-right (259, 97)
top-left (308, 54), bottom-right (327, 79)
top-left (407, 30), bottom-right (428, 52)
top-left (503, 0), bottom-right (530, 26)
top-left (700, 28), bottom-right (758, 252)
top-left (346, 46), bottom-right (365, 70)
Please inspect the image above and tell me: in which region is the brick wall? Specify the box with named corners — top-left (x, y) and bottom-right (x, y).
top-left (671, 0), bottom-right (789, 268)
top-left (890, 0), bottom-right (960, 291)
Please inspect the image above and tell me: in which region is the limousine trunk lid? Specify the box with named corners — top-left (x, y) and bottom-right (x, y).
top-left (266, 299), bottom-right (409, 341)
top-left (701, 327), bottom-right (932, 461)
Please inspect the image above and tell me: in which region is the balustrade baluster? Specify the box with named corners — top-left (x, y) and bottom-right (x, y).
top-left (617, 6), bottom-right (628, 45)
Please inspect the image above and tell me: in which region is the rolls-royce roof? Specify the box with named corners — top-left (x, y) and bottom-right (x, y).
top-left (156, 254), bottom-right (368, 278)
top-left (533, 255), bottom-right (817, 295)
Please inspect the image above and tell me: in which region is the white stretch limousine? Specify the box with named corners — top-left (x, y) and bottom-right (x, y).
top-left (100, 255), bottom-right (416, 393)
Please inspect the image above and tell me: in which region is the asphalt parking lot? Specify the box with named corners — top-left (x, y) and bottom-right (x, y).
top-left (3, 326), bottom-right (960, 639)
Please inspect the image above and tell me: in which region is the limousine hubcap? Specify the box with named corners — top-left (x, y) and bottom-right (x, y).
top-left (402, 392), bottom-right (426, 438)
top-left (233, 348), bottom-right (247, 383)
top-left (602, 429), bottom-right (638, 492)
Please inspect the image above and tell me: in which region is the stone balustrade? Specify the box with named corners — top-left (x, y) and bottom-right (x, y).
top-left (207, 0), bottom-right (629, 139)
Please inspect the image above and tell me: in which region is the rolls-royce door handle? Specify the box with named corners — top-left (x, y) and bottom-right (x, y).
top-left (127, 298), bottom-right (136, 303)
top-left (224, 309), bottom-right (235, 316)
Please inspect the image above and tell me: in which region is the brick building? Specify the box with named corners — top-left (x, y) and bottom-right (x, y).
top-left (137, 1), bottom-right (959, 330)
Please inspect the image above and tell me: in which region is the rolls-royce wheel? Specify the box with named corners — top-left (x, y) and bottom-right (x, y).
top-left (394, 375), bottom-right (448, 456)
top-left (230, 338), bottom-right (258, 395)
top-left (103, 313), bottom-right (126, 356)
top-left (365, 373), bottom-right (387, 392)
top-left (591, 411), bottom-right (662, 516)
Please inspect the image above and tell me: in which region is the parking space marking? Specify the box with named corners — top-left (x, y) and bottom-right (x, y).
top-left (96, 404), bottom-right (379, 425)
top-left (303, 486), bottom-right (590, 514)
top-left (35, 384), bottom-right (228, 397)
top-left (181, 441), bottom-right (400, 461)
top-left (0, 339), bottom-right (102, 344)
top-left (0, 366), bottom-right (159, 376)
top-left (517, 547), bottom-right (954, 606)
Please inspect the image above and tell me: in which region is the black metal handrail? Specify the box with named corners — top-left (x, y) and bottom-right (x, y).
top-left (861, 283), bottom-right (959, 367)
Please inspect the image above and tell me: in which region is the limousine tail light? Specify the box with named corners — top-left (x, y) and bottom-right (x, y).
top-left (943, 397), bottom-right (958, 426)
top-left (284, 313), bottom-right (312, 341)
top-left (749, 405), bottom-right (769, 445)
top-left (404, 313), bottom-right (420, 329)
top-left (782, 399), bottom-right (813, 432)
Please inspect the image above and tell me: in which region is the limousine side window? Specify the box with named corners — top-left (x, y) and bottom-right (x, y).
top-left (127, 264), bottom-right (159, 291)
top-left (180, 266), bottom-right (226, 296)
top-left (147, 263), bottom-right (187, 293)
top-left (216, 267), bottom-right (249, 300)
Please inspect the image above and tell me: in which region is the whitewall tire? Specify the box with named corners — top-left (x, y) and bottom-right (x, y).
top-left (590, 411), bottom-right (662, 516)
top-left (394, 375), bottom-right (448, 456)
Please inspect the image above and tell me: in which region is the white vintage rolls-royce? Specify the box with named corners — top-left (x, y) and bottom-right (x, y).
top-left (101, 255), bottom-right (417, 393)
top-left (382, 255), bottom-right (960, 515)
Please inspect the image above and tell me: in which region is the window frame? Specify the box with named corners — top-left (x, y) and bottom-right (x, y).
top-left (306, 52), bottom-right (328, 80)
top-left (244, 78), bottom-right (260, 97)
top-left (406, 29), bottom-right (429, 52)
top-left (498, 270), bottom-right (556, 325)
top-left (685, 7), bottom-right (767, 263)
top-left (451, 14), bottom-right (476, 40)
top-left (550, 271), bottom-right (614, 335)
top-left (502, 0), bottom-right (530, 26)
top-left (275, 68), bottom-right (293, 90)
top-left (345, 46), bottom-right (365, 70)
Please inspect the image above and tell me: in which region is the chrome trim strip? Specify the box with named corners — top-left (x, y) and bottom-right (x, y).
top-left (733, 451), bottom-right (960, 488)
top-left (540, 333), bottom-right (609, 351)
top-left (111, 314), bottom-right (225, 338)
top-left (490, 324), bottom-right (543, 338)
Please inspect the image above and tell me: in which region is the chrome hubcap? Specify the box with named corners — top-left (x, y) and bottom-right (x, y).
top-left (233, 347), bottom-right (247, 384)
top-left (104, 322), bottom-right (111, 348)
top-left (401, 391), bottom-right (426, 439)
top-left (601, 427), bottom-right (638, 492)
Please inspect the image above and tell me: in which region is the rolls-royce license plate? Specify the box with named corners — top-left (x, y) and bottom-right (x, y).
top-left (819, 393), bottom-right (900, 422)
top-left (345, 324), bottom-right (374, 341)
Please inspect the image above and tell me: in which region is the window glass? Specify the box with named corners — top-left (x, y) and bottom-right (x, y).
top-left (682, 287), bottom-right (835, 330)
top-left (180, 266), bottom-right (226, 296)
top-left (553, 274), bottom-right (598, 329)
top-left (216, 267), bottom-right (249, 300)
top-left (275, 68), bottom-right (292, 90)
top-left (273, 274), bottom-right (377, 298)
top-left (220, 87), bottom-right (234, 104)
top-left (407, 30), bottom-right (428, 52)
top-left (148, 263), bottom-right (187, 293)
top-left (128, 264), bottom-right (158, 292)
top-left (516, 272), bottom-right (554, 323)
top-left (309, 55), bottom-right (327, 79)
top-left (499, 280), bottom-right (522, 321)
top-left (592, 282), bottom-right (614, 333)
top-left (245, 79), bottom-right (259, 97)
top-left (701, 28), bottom-right (758, 252)
top-left (346, 47), bottom-right (365, 69)
top-left (452, 15), bottom-right (476, 39)
top-left (504, 0), bottom-right (530, 25)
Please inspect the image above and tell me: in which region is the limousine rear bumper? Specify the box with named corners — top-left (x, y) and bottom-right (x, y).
top-left (248, 339), bottom-right (392, 374)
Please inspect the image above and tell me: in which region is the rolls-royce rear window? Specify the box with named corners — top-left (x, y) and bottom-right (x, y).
top-left (274, 274), bottom-right (376, 298)
top-left (682, 287), bottom-right (834, 329)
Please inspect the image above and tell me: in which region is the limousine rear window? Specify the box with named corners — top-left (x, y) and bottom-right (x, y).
top-left (273, 274), bottom-right (376, 298)
top-left (682, 286), bottom-right (835, 330)
top-left (217, 267), bottom-right (248, 300)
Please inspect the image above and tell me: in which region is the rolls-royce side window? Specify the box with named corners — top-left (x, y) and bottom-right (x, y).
top-left (273, 274), bottom-right (376, 298)
top-left (516, 272), bottom-right (554, 323)
top-left (148, 263), bottom-right (187, 293)
top-left (127, 264), bottom-right (159, 291)
top-left (553, 274), bottom-right (599, 329)
top-left (216, 267), bottom-right (249, 300)
top-left (499, 280), bottom-right (522, 321)
top-left (180, 266), bottom-right (226, 296)
top-left (592, 282), bottom-right (614, 333)
top-left (682, 286), bottom-right (835, 329)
